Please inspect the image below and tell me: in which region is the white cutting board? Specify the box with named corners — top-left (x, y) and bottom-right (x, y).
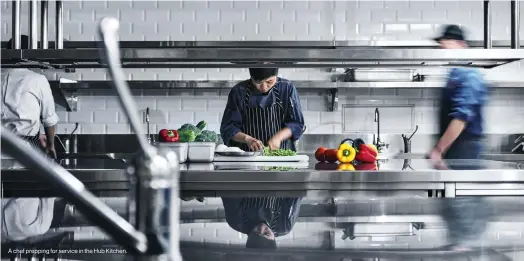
top-left (214, 161), bottom-right (310, 169)
top-left (213, 154), bottom-right (309, 162)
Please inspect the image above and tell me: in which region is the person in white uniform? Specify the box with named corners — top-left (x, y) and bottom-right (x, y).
top-left (1, 35), bottom-right (60, 242)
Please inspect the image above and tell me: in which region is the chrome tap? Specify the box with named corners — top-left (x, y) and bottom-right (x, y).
top-left (373, 108), bottom-right (389, 153)
top-left (146, 107), bottom-right (152, 144)
top-left (56, 123), bottom-right (79, 165)
top-left (98, 17), bottom-right (181, 261)
top-left (401, 125), bottom-right (419, 153)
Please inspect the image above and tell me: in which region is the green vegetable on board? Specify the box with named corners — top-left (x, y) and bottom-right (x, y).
top-left (262, 146), bottom-right (297, 156)
top-left (263, 166), bottom-right (296, 171)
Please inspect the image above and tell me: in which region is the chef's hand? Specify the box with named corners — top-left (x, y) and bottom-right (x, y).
top-left (429, 148), bottom-right (448, 170)
top-left (267, 136), bottom-right (282, 150)
top-left (46, 147), bottom-right (57, 159)
top-left (39, 134), bottom-right (47, 148)
top-left (245, 136), bottom-right (263, 152)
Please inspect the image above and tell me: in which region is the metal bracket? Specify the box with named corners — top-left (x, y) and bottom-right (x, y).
top-left (64, 91), bottom-right (78, 111)
top-left (327, 88), bottom-right (338, 112)
top-left (51, 82), bottom-right (77, 111)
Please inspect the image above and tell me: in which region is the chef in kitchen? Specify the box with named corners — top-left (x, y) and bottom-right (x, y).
top-left (429, 25), bottom-right (491, 252)
top-left (222, 197), bottom-right (302, 249)
top-left (1, 35), bottom-right (65, 242)
top-left (220, 67), bottom-right (305, 152)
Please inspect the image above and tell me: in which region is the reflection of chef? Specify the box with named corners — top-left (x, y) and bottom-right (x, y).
top-left (1, 36), bottom-right (59, 241)
top-left (220, 68), bottom-right (305, 152)
top-left (222, 197), bottom-right (302, 249)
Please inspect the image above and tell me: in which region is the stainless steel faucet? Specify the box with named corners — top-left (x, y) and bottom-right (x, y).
top-left (401, 125), bottom-right (419, 153)
top-left (1, 17), bottom-right (181, 261)
top-left (146, 107), bottom-right (152, 144)
top-left (58, 122), bottom-right (79, 165)
top-left (373, 108), bottom-right (389, 153)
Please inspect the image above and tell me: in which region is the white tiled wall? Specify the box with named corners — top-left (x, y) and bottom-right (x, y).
top-left (1, 0), bottom-right (523, 135)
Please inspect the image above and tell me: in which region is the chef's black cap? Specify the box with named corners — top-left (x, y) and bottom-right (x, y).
top-left (246, 231), bottom-right (277, 249)
top-left (433, 24), bottom-right (466, 42)
top-left (249, 68), bottom-right (279, 82)
top-left (7, 35), bottom-right (29, 49)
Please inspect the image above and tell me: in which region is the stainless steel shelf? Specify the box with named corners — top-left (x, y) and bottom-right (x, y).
top-left (2, 40), bottom-right (524, 49)
top-left (53, 80), bottom-right (524, 90)
top-left (2, 48), bottom-right (524, 69)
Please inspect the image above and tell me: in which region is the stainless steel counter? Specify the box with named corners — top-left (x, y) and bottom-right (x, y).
top-left (2, 156), bottom-right (523, 198)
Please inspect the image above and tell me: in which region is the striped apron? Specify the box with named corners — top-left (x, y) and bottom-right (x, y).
top-left (236, 86), bottom-right (292, 152)
top-left (241, 197), bottom-right (282, 232)
top-left (235, 86), bottom-right (296, 233)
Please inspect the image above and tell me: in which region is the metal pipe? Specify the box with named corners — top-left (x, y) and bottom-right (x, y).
top-left (511, 0), bottom-right (520, 49)
top-left (40, 0), bottom-right (49, 49)
top-left (0, 128), bottom-right (148, 254)
top-left (11, 0), bottom-right (21, 49)
top-left (483, 0), bottom-right (492, 49)
top-left (55, 0), bottom-right (63, 49)
top-left (29, 0), bottom-right (38, 49)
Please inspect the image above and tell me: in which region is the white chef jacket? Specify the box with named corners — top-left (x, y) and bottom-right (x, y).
top-left (1, 68), bottom-right (58, 242)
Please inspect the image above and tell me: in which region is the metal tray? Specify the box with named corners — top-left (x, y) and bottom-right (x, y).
top-left (215, 151), bottom-right (261, 157)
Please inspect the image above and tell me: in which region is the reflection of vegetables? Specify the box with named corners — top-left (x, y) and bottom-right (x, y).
top-left (263, 147), bottom-right (296, 156)
top-left (315, 162), bottom-right (339, 171)
top-left (337, 163), bottom-right (355, 171)
top-left (195, 130), bottom-right (218, 142)
top-left (159, 129), bottom-right (179, 142)
top-left (178, 129), bottom-right (196, 142)
top-left (355, 144), bottom-right (378, 163)
top-left (263, 166), bottom-right (296, 171)
top-left (355, 162), bottom-right (378, 171)
top-left (315, 147), bottom-right (327, 162)
top-left (324, 149), bottom-right (338, 163)
top-left (337, 143), bottom-right (356, 163)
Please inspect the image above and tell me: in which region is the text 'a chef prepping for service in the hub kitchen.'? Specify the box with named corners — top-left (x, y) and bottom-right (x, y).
top-left (1, 35), bottom-right (66, 242)
top-left (220, 67), bottom-right (305, 152)
top-left (429, 25), bottom-right (492, 253)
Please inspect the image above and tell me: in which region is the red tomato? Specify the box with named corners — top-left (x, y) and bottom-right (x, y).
top-left (324, 149), bottom-right (339, 163)
top-left (315, 147), bottom-right (328, 162)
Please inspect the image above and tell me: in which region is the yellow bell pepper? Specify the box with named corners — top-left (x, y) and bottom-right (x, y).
top-left (337, 143), bottom-right (356, 163)
top-left (337, 163), bottom-right (355, 171)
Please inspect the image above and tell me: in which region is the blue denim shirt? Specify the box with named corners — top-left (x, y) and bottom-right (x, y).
top-left (439, 68), bottom-right (488, 139)
top-left (220, 78), bottom-right (305, 146)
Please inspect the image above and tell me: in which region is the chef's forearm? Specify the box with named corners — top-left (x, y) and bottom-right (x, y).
top-left (435, 119), bottom-right (466, 154)
top-left (44, 125), bottom-right (56, 148)
top-left (231, 132), bottom-right (251, 143)
top-left (274, 128), bottom-right (292, 141)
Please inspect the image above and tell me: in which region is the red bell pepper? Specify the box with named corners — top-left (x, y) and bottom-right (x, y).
top-left (159, 129), bottom-right (179, 142)
top-left (355, 144), bottom-right (378, 163)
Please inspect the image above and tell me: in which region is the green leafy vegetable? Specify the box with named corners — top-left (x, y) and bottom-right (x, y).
top-left (263, 146), bottom-right (296, 156)
top-left (263, 166), bottom-right (297, 171)
top-left (195, 130), bottom-right (218, 142)
top-left (178, 129), bottom-right (196, 142)
top-left (179, 123), bottom-right (201, 136)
